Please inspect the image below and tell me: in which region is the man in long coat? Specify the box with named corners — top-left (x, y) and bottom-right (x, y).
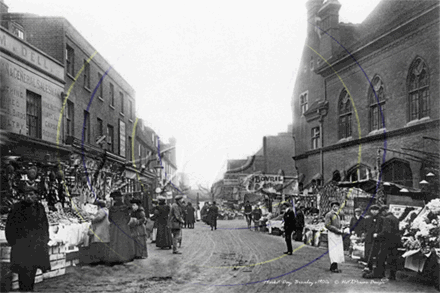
top-left (169, 195), bottom-right (185, 254)
top-left (294, 206), bottom-right (305, 241)
top-left (185, 202), bottom-right (196, 229)
top-left (362, 204), bottom-right (385, 276)
top-left (6, 189), bottom-right (51, 291)
top-left (282, 202), bottom-right (296, 255)
top-left (325, 201), bottom-right (345, 273)
top-left (207, 201), bottom-right (219, 231)
top-left (129, 198), bottom-right (148, 259)
top-left (155, 196), bottom-right (172, 249)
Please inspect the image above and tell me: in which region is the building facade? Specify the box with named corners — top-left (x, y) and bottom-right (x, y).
top-left (291, 0), bottom-right (439, 195)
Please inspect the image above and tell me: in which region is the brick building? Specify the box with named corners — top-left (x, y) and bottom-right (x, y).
top-left (291, 0), bottom-right (439, 197)
top-left (0, 1), bottom-right (176, 202)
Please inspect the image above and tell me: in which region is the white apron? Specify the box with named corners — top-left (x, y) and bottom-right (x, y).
top-left (328, 231), bottom-right (345, 264)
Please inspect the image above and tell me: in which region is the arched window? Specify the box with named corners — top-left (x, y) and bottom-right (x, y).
top-left (408, 57), bottom-right (429, 121)
top-left (338, 89), bottom-right (352, 139)
top-left (346, 164), bottom-right (372, 182)
top-left (369, 75), bottom-right (385, 131)
top-left (382, 159), bottom-right (413, 187)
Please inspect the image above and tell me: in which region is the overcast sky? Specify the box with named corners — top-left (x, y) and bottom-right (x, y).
top-left (9, 0), bottom-right (381, 188)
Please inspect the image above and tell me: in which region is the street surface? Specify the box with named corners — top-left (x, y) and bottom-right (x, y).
top-left (35, 219), bottom-right (438, 293)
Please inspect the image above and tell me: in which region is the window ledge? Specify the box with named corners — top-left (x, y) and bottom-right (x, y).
top-left (405, 117), bottom-right (431, 127)
top-left (119, 112), bottom-right (125, 117)
top-left (84, 86), bottom-right (91, 93)
top-left (337, 136), bottom-right (353, 143)
top-left (66, 73), bottom-right (75, 80)
top-left (128, 119), bottom-right (133, 123)
top-left (368, 128), bottom-right (387, 136)
top-left (110, 105), bottom-right (115, 110)
top-left (98, 96), bottom-right (104, 102)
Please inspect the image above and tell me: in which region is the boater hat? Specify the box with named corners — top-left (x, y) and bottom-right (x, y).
top-left (175, 195), bottom-right (183, 201)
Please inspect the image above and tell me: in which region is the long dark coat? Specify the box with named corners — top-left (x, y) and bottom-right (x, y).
top-left (155, 203), bottom-right (172, 248)
top-left (5, 200), bottom-right (51, 273)
top-left (130, 207), bottom-right (148, 258)
top-left (207, 205), bottom-right (219, 227)
top-left (283, 208), bottom-right (296, 233)
top-left (185, 205), bottom-right (196, 224)
top-left (364, 214), bottom-right (385, 263)
top-left (105, 200), bottom-right (135, 263)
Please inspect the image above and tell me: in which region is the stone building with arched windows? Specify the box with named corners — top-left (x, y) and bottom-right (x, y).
top-left (291, 0), bottom-right (439, 201)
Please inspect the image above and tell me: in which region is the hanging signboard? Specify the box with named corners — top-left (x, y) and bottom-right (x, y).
top-left (244, 174), bottom-right (284, 194)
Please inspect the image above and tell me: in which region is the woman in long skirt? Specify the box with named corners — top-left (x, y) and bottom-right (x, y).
top-left (155, 196), bottom-right (172, 249)
top-left (104, 191), bottom-right (135, 264)
top-left (129, 198), bottom-right (148, 258)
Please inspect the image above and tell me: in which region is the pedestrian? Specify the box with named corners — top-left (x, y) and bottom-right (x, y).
top-left (243, 200), bottom-right (253, 229)
top-left (294, 206), bottom-right (305, 241)
top-left (88, 198), bottom-right (111, 264)
top-left (252, 205), bottom-right (262, 231)
top-left (349, 208), bottom-right (366, 237)
top-left (5, 188), bottom-right (51, 292)
top-left (155, 196), bottom-right (173, 249)
top-left (169, 195), bottom-right (185, 254)
top-left (181, 201), bottom-right (188, 228)
top-left (324, 201), bottom-right (345, 273)
top-left (129, 198), bottom-right (148, 259)
top-left (201, 202), bottom-right (209, 225)
top-left (105, 191), bottom-right (136, 264)
top-left (207, 201), bottom-right (219, 230)
top-left (282, 202), bottom-right (296, 255)
top-left (362, 204), bottom-right (385, 277)
top-left (149, 199), bottom-right (158, 243)
top-left (364, 205), bottom-right (399, 279)
top-left (186, 202), bottom-right (196, 229)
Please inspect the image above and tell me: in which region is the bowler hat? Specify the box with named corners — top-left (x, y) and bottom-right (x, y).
top-left (330, 201), bottom-right (340, 207)
top-left (355, 208), bottom-right (362, 212)
top-left (379, 205), bottom-right (389, 212)
top-left (370, 204), bottom-right (380, 210)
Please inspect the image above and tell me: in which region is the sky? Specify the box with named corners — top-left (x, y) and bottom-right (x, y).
top-left (9, 0), bottom-right (381, 188)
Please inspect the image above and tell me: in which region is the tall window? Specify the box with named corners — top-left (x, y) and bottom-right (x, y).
top-left (338, 89), bottom-right (352, 139)
top-left (382, 159), bottom-right (413, 187)
top-left (107, 125), bottom-right (114, 152)
top-left (83, 60), bottom-right (90, 89)
top-left (300, 92), bottom-right (308, 114)
top-left (97, 118), bottom-right (103, 136)
top-left (408, 57), bottom-right (429, 121)
top-left (26, 91), bottom-right (41, 139)
top-left (369, 75), bottom-right (386, 131)
top-left (128, 136), bottom-right (132, 161)
top-left (97, 73), bottom-right (103, 99)
top-left (66, 45), bottom-right (74, 76)
top-left (129, 99), bottom-right (133, 120)
top-left (83, 110), bottom-right (90, 143)
top-left (311, 127), bottom-right (320, 150)
top-left (65, 101), bottom-right (74, 137)
top-left (109, 83), bottom-right (115, 107)
top-left (120, 92), bottom-right (124, 113)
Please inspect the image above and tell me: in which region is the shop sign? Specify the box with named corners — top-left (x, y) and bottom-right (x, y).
top-left (389, 204), bottom-right (422, 218)
top-left (244, 174), bottom-right (284, 193)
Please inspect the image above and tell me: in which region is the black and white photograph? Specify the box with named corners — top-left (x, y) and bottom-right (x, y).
top-left (0, 0), bottom-right (439, 292)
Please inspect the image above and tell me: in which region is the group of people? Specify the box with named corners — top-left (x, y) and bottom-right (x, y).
top-left (280, 202), bottom-right (305, 255)
top-left (323, 201), bottom-right (400, 280)
top-left (200, 201), bottom-right (219, 230)
top-left (242, 201), bottom-right (264, 231)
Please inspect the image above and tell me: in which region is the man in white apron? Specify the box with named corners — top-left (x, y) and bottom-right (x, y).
top-left (325, 201), bottom-right (345, 273)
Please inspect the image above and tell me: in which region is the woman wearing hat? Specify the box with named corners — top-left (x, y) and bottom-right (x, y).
top-left (104, 191), bottom-right (135, 264)
top-left (88, 199), bottom-right (111, 264)
top-left (129, 198), bottom-right (148, 259)
top-left (154, 196), bottom-right (173, 249)
top-left (324, 201), bottom-right (345, 273)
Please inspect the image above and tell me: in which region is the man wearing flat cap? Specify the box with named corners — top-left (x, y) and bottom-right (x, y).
top-left (169, 195), bottom-right (185, 254)
top-left (349, 208), bottom-right (366, 238)
top-left (325, 201), bottom-right (345, 273)
top-left (362, 204), bottom-right (386, 278)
